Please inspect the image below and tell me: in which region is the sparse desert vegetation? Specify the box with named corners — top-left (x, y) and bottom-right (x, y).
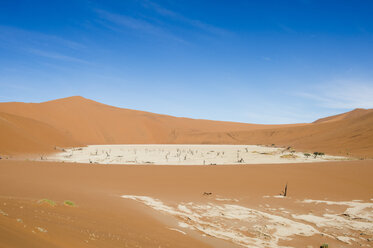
top-left (63, 200), bottom-right (75, 207)
top-left (38, 199), bottom-right (56, 207)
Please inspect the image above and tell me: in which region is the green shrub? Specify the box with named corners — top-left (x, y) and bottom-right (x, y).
top-left (313, 152), bottom-right (325, 158)
top-left (38, 199), bottom-right (56, 206)
top-left (64, 200), bottom-right (75, 207)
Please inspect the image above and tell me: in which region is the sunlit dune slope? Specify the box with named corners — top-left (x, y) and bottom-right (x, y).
top-left (0, 96), bottom-right (295, 152)
top-left (0, 96), bottom-right (372, 157)
top-left (225, 109), bottom-right (373, 158)
top-left (313, 108), bottom-right (372, 124)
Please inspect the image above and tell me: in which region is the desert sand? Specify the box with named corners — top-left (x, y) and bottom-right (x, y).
top-left (0, 160), bottom-right (372, 248)
top-left (0, 97), bottom-right (373, 248)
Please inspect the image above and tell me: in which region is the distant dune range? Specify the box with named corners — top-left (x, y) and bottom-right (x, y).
top-left (0, 96), bottom-right (372, 157)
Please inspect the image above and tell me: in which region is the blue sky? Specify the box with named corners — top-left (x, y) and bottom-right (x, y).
top-left (1, 0), bottom-right (373, 124)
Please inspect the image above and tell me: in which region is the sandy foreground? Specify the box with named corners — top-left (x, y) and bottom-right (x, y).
top-left (46, 145), bottom-right (347, 165)
top-left (0, 159), bottom-right (372, 248)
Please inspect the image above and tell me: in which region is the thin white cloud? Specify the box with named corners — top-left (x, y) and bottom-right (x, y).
top-left (95, 9), bottom-right (186, 43)
top-left (0, 26), bottom-right (84, 50)
top-left (26, 49), bottom-right (91, 64)
top-left (141, 0), bottom-right (230, 36)
top-left (96, 9), bottom-right (158, 32)
top-left (0, 26), bottom-right (90, 65)
top-left (297, 80), bottom-right (373, 109)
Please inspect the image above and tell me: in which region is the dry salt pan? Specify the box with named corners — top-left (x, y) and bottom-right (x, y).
top-left (336, 236), bottom-right (356, 244)
top-left (122, 195), bottom-right (373, 247)
top-left (301, 199), bottom-right (373, 221)
top-left (121, 195), bottom-right (318, 248)
top-left (48, 144), bottom-right (347, 165)
top-left (292, 199), bottom-right (373, 245)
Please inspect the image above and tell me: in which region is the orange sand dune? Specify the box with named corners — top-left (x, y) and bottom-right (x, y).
top-left (313, 108), bottom-right (373, 123)
top-left (0, 112), bottom-right (76, 155)
top-left (0, 96), bottom-right (372, 158)
top-left (0, 96), bottom-right (298, 154)
top-left (227, 109), bottom-right (373, 158)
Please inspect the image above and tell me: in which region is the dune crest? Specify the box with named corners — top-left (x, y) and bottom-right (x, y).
top-left (313, 108), bottom-right (373, 124)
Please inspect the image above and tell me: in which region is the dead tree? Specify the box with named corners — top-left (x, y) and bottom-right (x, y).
top-left (281, 183), bottom-right (288, 197)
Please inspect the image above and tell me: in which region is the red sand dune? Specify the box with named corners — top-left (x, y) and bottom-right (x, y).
top-left (313, 108), bottom-right (371, 124)
top-left (0, 112), bottom-right (76, 155)
top-left (0, 96), bottom-right (372, 157)
top-left (0, 96), bottom-right (296, 154)
top-left (227, 108), bottom-right (373, 158)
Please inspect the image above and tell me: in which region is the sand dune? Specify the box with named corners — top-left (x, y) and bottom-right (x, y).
top-left (227, 109), bottom-right (373, 158)
top-left (0, 112), bottom-right (76, 155)
top-left (0, 96), bottom-right (372, 158)
top-left (313, 108), bottom-right (373, 124)
top-left (0, 96), bottom-right (299, 155)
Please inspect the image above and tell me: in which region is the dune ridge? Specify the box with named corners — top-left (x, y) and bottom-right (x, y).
top-left (312, 108), bottom-right (372, 124)
top-left (0, 96), bottom-right (372, 158)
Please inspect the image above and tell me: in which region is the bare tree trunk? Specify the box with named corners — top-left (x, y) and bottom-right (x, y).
top-left (284, 183), bottom-right (288, 197)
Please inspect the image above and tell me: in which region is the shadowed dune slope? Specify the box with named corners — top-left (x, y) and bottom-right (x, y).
top-left (0, 96), bottom-right (372, 157)
top-left (0, 112), bottom-right (77, 154)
